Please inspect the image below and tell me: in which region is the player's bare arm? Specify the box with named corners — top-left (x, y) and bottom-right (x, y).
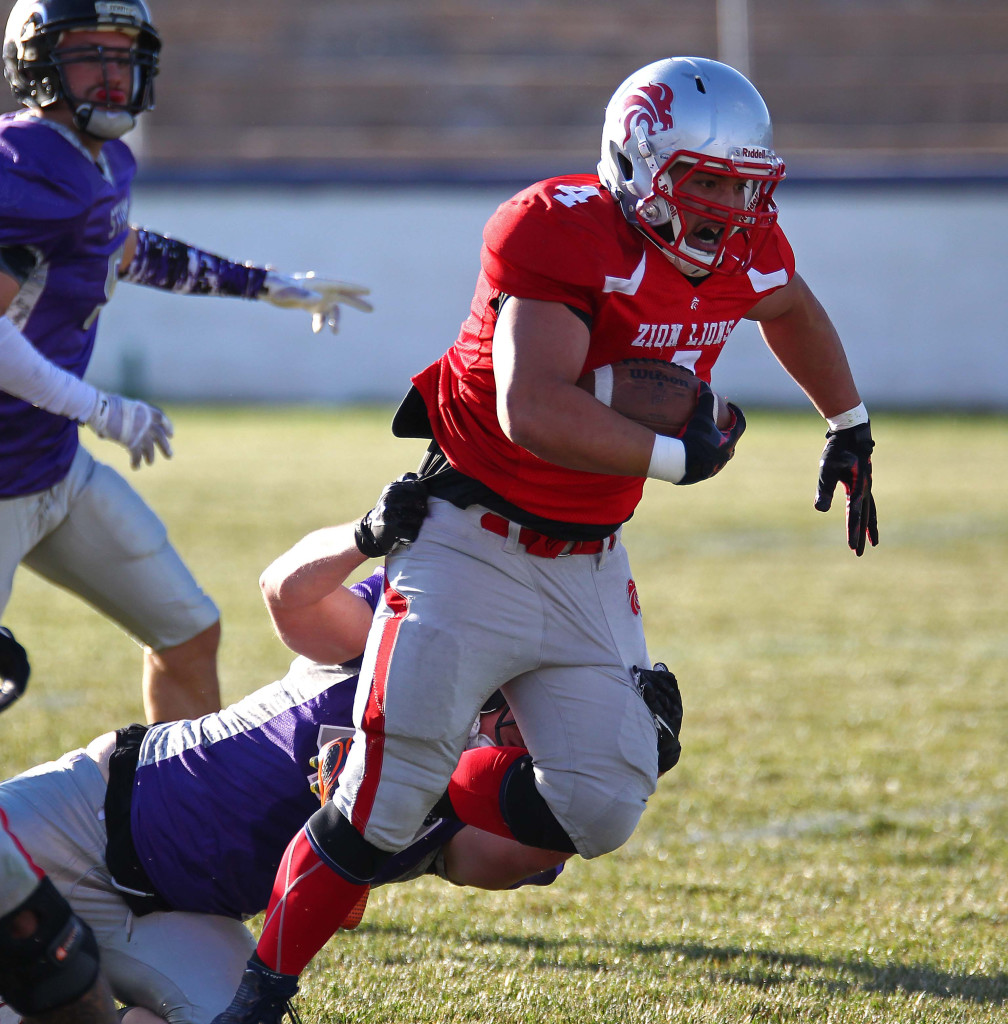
top-left (493, 296), bottom-right (657, 475)
top-left (440, 827), bottom-right (572, 890)
top-left (495, 296), bottom-right (744, 485)
top-left (260, 522), bottom-right (374, 665)
top-left (262, 476), bottom-right (428, 662)
top-left (747, 272), bottom-right (862, 419)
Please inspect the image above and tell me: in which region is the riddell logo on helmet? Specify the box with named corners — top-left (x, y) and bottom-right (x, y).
top-left (739, 147), bottom-right (769, 159)
top-left (96, 1), bottom-right (139, 16)
top-left (620, 83), bottom-right (674, 143)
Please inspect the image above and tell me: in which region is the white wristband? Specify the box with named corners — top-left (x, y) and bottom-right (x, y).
top-left (0, 316), bottom-right (99, 422)
top-left (647, 433), bottom-right (686, 483)
top-left (826, 403), bottom-right (869, 432)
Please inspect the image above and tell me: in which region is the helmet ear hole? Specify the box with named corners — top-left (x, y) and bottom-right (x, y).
top-left (617, 151), bottom-right (634, 179)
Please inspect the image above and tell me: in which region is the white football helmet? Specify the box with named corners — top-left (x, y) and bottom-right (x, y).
top-left (599, 56), bottom-right (785, 277)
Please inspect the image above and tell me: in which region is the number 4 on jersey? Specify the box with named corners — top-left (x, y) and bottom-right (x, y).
top-left (552, 184), bottom-right (600, 208)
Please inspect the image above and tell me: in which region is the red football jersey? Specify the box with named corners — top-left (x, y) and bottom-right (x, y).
top-left (412, 174), bottom-right (796, 524)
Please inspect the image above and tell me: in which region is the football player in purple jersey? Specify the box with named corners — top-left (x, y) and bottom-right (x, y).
top-left (0, 0), bottom-right (372, 723)
top-left (0, 628), bottom-right (120, 1024)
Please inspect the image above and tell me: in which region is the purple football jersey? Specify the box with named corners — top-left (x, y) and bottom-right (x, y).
top-left (132, 655), bottom-right (362, 918)
top-left (130, 572), bottom-right (384, 918)
top-left (0, 111), bottom-right (135, 496)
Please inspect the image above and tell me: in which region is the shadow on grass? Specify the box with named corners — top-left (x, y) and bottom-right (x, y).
top-left (357, 924), bottom-right (1006, 1005)
top-left (671, 940), bottom-right (1006, 1004)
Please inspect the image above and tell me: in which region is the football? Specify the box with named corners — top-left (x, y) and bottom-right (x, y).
top-left (576, 358), bottom-right (732, 435)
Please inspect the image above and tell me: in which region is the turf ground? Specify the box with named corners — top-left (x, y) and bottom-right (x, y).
top-left (1, 407), bottom-right (1005, 1023)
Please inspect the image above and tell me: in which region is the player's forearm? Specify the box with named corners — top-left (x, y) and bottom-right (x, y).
top-left (260, 524), bottom-right (367, 611)
top-left (261, 523), bottom-right (374, 662)
top-left (441, 827), bottom-right (570, 889)
top-left (761, 320), bottom-right (861, 419)
top-left (119, 226), bottom-right (267, 298)
top-left (0, 316), bottom-right (99, 421)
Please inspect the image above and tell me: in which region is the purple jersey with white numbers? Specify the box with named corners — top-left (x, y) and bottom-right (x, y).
top-left (0, 111), bottom-right (135, 497)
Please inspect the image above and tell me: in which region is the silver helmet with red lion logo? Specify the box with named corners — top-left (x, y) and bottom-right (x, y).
top-left (598, 57), bottom-right (785, 278)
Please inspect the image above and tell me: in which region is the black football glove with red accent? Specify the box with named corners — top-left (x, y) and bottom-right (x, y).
top-left (355, 472), bottom-right (429, 557)
top-left (677, 387), bottom-right (747, 485)
top-left (632, 662), bottom-right (683, 774)
top-left (814, 422), bottom-right (879, 556)
top-left (0, 626), bottom-right (29, 713)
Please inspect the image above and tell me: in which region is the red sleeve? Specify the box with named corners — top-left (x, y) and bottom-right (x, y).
top-left (480, 179), bottom-right (614, 316)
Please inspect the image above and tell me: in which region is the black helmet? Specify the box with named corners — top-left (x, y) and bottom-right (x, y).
top-left (3, 0), bottom-right (160, 138)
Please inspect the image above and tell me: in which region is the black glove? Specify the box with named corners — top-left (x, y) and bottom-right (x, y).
top-left (814, 421), bottom-right (879, 556)
top-left (0, 626), bottom-right (29, 713)
top-left (633, 662), bottom-right (683, 773)
top-left (677, 387), bottom-right (747, 485)
top-left (354, 473), bottom-right (429, 557)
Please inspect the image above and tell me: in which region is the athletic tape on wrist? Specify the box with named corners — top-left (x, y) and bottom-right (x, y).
top-left (647, 433), bottom-right (686, 483)
top-left (826, 403), bottom-right (869, 432)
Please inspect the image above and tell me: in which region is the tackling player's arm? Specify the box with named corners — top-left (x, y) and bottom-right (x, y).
top-left (260, 522), bottom-right (375, 665)
top-left (439, 828), bottom-right (572, 890)
top-left (261, 475), bottom-right (428, 663)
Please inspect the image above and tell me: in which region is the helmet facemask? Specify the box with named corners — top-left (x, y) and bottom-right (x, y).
top-left (634, 143), bottom-right (785, 277)
top-left (598, 57), bottom-right (787, 278)
top-left (49, 31), bottom-right (158, 138)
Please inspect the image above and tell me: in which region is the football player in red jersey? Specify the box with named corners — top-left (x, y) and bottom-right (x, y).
top-left (213, 57), bottom-right (877, 1023)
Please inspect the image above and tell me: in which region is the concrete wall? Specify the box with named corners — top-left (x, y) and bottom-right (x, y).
top-left (92, 182), bottom-right (1008, 410)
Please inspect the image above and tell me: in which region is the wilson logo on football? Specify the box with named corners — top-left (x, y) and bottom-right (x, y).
top-left (627, 579), bottom-right (641, 616)
top-left (620, 83), bottom-right (674, 143)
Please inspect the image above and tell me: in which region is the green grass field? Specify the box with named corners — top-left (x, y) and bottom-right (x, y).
top-left (2, 408), bottom-right (1005, 1023)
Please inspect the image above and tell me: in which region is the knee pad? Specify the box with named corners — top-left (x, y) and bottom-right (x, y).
top-left (499, 755), bottom-right (577, 853)
top-left (576, 795), bottom-right (644, 859)
top-left (306, 801), bottom-right (392, 883)
top-left (0, 877), bottom-right (101, 1016)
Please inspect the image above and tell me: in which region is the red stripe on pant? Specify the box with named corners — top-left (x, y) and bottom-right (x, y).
top-left (0, 807), bottom-right (44, 882)
top-left (257, 580), bottom-right (411, 977)
top-left (351, 578), bottom-right (409, 834)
